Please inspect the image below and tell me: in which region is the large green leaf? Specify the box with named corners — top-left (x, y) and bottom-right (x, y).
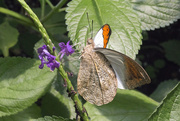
top-left (150, 80), bottom-right (179, 102)
top-left (0, 57), bottom-right (56, 117)
top-left (66, 0), bottom-right (142, 59)
top-left (0, 104), bottom-right (41, 121)
top-left (149, 83), bottom-right (180, 121)
top-left (129, 0), bottom-right (180, 30)
top-left (85, 89), bottom-right (158, 121)
top-left (0, 22), bottom-right (19, 56)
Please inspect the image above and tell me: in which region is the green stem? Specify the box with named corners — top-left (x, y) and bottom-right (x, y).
top-left (46, 0), bottom-right (54, 9)
top-left (40, 0), bottom-right (45, 19)
top-left (58, 7), bottom-right (66, 12)
top-left (41, 0), bottom-right (68, 23)
top-left (0, 7), bottom-right (33, 26)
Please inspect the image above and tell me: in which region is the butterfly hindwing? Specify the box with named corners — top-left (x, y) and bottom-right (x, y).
top-left (77, 40), bottom-right (117, 106)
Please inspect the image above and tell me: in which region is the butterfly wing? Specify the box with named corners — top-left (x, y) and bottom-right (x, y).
top-left (94, 24), bottom-right (111, 48)
top-left (94, 48), bottom-right (151, 89)
top-left (77, 47), bottom-right (117, 106)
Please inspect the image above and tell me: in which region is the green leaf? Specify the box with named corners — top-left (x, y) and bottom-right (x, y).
top-left (31, 115), bottom-right (75, 121)
top-left (85, 89), bottom-right (158, 121)
top-left (150, 80), bottom-right (179, 102)
top-left (0, 57), bottom-right (56, 117)
top-left (66, 0), bottom-right (142, 59)
top-left (0, 104), bottom-right (41, 121)
top-left (149, 82), bottom-right (180, 121)
top-left (161, 40), bottom-right (180, 66)
top-left (129, 0), bottom-right (180, 30)
top-left (41, 88), bottom-right (75, 119)
top-left (0, 22), bottom-right (19, 56)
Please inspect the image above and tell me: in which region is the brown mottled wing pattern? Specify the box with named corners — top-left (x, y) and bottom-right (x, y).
top-left (77, 45), bottom-right (117, 106)
top-left (123, 55), bottom-right (151, 89)
top-left (94, 48), bottom-right (151, 89)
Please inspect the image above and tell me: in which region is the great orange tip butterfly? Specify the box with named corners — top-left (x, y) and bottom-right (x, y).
top-left (77, 24), bottom-right (151, 106)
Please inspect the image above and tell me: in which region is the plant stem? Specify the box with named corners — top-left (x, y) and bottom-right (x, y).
top-left (0, 7), bottom-right (33, 26)
top-left (41, 0), bottom-right (68, 23)
top-left (17, 0), bottom-right (89, 120)
top-left (40, 0), bottom-right (45, 19)
top-left (46, 0), bottom-right (54, 9)
top-left (58, 7), bottom-right (66, 12)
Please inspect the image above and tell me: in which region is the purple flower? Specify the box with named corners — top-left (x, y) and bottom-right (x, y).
top-left (37, 45), bottom-right (60, 71)
top-left (58, 41), bottom-right (75, 60)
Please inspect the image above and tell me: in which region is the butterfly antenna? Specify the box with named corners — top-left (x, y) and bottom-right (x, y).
top-left (91, 20), bottom-right (93, 38)
top-left (86, 13), bottom-right (93, 39)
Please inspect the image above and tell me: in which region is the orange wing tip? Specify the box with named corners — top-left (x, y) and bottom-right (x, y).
top-left (102, 24), bottom-right (111, 48)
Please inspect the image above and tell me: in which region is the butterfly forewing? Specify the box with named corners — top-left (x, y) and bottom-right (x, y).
top-left (77, 39), bottom-right (117, 106)
top-left (123, 54), bottom-right (151, 89)
top-left (94, 48), bottom-right (151, 89)
top-left (94, 24), bottom-right (111, 48)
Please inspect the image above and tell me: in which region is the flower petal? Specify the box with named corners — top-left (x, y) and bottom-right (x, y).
top-left (58, 41), bottom-right (75, 60)
top-left (37, 45), bottom-right (60, 71)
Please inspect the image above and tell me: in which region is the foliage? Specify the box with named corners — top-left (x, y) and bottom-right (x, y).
top-left (0, 22), bottom-right (19, 56)
top-left (129, 0), bottom-right (180, 30)
top-left (149, 82), bottom-right (180, 121)
top-left (0, 0), bottom-right (179, 121)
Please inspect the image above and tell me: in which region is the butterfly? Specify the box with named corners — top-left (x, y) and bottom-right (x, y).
top-left (77, 24), bottom-right (151, 106)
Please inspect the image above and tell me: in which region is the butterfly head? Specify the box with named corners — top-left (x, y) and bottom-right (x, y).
top-left (87, 38), bottom-right (94, 45)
